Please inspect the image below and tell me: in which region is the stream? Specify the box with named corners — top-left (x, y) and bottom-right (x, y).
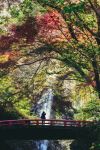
top-left (33, 89), bottom-right (53, 150)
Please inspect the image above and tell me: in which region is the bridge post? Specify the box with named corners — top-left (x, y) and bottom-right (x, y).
top-left (25, 120), bottom-right (30, 125)
top-left (36, 120), bottom-right (39, 125)
top-left (8, 121), bottom-right (12, 126)
top-left (64, 121), bottom-right (66, 126)
top-left (50, 120), bottom-right (53, 126)
top-left (77, 121), bottom-right (81, 127)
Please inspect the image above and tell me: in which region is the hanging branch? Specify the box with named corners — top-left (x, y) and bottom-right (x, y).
top-left (16, 56), bottom-right (61, 67)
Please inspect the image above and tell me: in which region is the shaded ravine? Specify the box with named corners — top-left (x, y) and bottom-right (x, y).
top-left (0, 88), bottom-right (93, 150)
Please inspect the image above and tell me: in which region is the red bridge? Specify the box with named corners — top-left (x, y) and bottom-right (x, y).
top-left (0, 119), bottom-right (96, 140)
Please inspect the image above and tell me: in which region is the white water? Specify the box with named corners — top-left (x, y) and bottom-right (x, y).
top-left (34, 89), bottom-right (53, 150)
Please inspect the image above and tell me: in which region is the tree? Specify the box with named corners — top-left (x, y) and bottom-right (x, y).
top-left (0, 0), bottom-right (100, 99)
top-left (33, 0), bottom-right (100, 98)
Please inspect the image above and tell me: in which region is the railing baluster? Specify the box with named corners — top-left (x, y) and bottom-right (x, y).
top-left (50, 120), bottom-right (53, 126)
top-left (8, 121), bottom-right (12, 126)
top-left (36, 120), bottom-right (39, 125)
top-left (64, 121), bottom-right (66, 126)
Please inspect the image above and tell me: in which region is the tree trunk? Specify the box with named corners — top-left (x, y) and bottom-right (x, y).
top-left (92, 57), bottom-right (100, 98)
top-left (95, 12), bottom-right (100, 44)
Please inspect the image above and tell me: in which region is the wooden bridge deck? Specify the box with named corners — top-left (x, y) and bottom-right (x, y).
top-left (0, 119), bottom-right (96, 140)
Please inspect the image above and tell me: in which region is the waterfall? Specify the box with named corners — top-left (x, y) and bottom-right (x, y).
top-left (33, 89), bottom-right (53, 150)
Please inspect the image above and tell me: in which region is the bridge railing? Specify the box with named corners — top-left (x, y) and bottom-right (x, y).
top-left (0, 119), bottom-right (95, 127)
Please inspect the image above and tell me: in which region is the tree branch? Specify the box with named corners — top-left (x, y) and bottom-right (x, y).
top-left (74, 12), bottom-right (96, 36)
top-left (16, 56), bottom-right (61, 67)
top-left (88, 0), bottom-right (100, 16)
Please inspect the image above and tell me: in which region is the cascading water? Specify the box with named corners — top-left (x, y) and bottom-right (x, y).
top-left (33, 89), bottom-right (53, 150)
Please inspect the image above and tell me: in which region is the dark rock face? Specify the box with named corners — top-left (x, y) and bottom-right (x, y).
top-left (48, 140), bottom-right (73, 150)
top-left (0, 140), bottom-right (37, 150)
top-left (70, 139), bottom-right (92, 150)
top-left (0, 141), bottom-right (12, 150)
top-left (48, 140), bottom-right (63, 150)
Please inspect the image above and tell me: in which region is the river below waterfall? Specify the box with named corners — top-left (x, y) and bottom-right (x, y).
top-left (1, 140), bottom-right (73, 150)
top-left (0, 139), bottom-right (92, 150)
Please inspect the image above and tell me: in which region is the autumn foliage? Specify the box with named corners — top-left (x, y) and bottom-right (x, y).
top-left (11, 17), bottom-right (38, 43)
top-left (0, 11), bottom-right (64, 67)
top-left (0, 9), bottom-right (99, 92)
